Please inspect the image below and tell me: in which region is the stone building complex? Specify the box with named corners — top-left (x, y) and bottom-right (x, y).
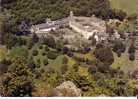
top-left (30, 11), bottom-right (107, 42)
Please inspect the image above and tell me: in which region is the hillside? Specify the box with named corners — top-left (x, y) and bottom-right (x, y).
top-left (1, 0), bottom-right (138, 97)
top-left (2, 0), bottom-right (127, 34)
top-left (110, 0), bottom-right (138, 15)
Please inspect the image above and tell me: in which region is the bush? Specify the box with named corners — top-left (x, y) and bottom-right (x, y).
top-left (32, 33), bottom-right (39, 43)
top-left (27, 41), bottom-right (34, 49)
top-left (128, 44), bottom-right (135, 54)
top-left (28, 59), bottom-right (36, 70)
top-left (67, 52), bottom-right (74, 57)
top-left (47, 51), bottom-right (58, 60)
top-left (113, 40), bottom-right (126, 55)
top-left (39, 45), bottom-right (43, 49)
top-left (129, 53), bottom-right (135, 61)
top-left (0, 59), bottom-right (11, 74)
top-left (42, 52), bottom-right (46, 56)
top-left (94, 47), bottom-right (114, 66)
top-left (116, 50), bottom-right (122, 57)
top-left (36, 59), bottom-right (41, 68)
top-left (32, 50), bottom-right (38, 56)
top-left (62, 47), bottom-right (69, 54)
top-left (62, 56), bottom-right (68, 64)
top-left (61, 65), bottom-right (68, 74)
top-left (111, 9), bottom-right (127, 21)
top-left (56, 41), bottom-right (64, 51)
top-left (43, 58), bottom-right (48, 65)
top-left (88, 66), bottom-right (97, 75)
top-left (72, 64), bottom-right (79, 72)
top-left (43, 36), bottom-right (56, 48)
top-left (96, 61), bottom-right (109, 73)
top-left (45, 46), bottom-right (49, 51)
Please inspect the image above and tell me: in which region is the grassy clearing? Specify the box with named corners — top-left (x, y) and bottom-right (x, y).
top-left (78, 66), bottom-right (89, 77)
top-left (48, 55), bottom-right (64, 71)
top-left (110, 0), bottom-right (138, 15)
top-left (0, 47), bottom-right (7, 61)
top-left (8, 46), bottom-right (28, 59)
top-left (111, 51), bottom-right (138, 74)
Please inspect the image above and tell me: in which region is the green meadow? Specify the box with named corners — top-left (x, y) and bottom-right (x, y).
top-left (110, 0), bottom-right (138, 15)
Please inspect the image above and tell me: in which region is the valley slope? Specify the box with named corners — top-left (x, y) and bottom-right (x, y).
top-left (110, 0), bottom-right (138, 15)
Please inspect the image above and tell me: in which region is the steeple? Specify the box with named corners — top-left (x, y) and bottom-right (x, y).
top-left (45, 18), bottom-right (52, 24)
top-left (70, 11), bottom-right (74, 21)
top-left (70, 11), bottom-right (74, 18)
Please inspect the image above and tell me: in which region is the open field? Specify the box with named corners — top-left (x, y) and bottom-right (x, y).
top-left (0, 47), bottom-right (7, 61)
top-left (111, 50), bottom-right (138, 74)
top-left (109, 0), bottom-right (138, 15)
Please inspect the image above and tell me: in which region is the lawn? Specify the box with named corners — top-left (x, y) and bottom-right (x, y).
top-left (109, 0), bottom-right (138, 15)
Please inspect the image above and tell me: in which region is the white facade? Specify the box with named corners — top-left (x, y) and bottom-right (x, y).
top-left (69, 21), bottom-right (99, 40)
top-left (30, 26), bottom-right (56, 34)
top-left (30, 11), bottom-right (107, 41)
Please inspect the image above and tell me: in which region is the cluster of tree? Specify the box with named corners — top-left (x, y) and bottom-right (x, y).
top-left (0, 57), bottom-right (34, 96)
top-left (128, 44), bottom-right (136, 61)
top-left (0, 38), bottom-right (138, 96)
top-left (1, 0), bottom-right (127, 34)
top-left (112, 40), bottom-right (126, 57)
top-left (94, 43), bottom-right (114, 66)
top-left (0, 13), bottom-right (10, 45)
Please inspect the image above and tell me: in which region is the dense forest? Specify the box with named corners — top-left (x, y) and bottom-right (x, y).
top-left (1, 0), bottom-right (126, 33)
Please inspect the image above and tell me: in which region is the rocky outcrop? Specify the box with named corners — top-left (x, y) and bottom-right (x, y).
top-left (53, 81), bottom-right (81, 96)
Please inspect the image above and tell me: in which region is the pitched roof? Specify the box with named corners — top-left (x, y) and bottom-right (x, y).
top-left (34, 17), bottom-right (69, 29)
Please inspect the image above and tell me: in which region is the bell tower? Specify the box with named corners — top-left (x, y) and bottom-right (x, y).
top-left (70, 11), bottom-right (74, 21)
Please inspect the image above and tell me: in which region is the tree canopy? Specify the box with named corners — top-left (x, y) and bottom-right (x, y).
top-left (2, 0), bottom-right (126, 33)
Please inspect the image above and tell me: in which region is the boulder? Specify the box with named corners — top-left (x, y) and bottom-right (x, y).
top-left (53, 81), bottom-right (81, 96)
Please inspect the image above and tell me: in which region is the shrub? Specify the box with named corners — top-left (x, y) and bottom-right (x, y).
top-left (47, 51), bottom-right (58, 60)
top-left (32, 50), bottom-right (38, 56)
top-left (39, 45), bottom-right (43, 49)
top-left (61, 65), bottom-right (68, 74)
top-left (43, 36), bottom-right (56, 48)
top-left (0, 57), bottom-right (34, 96)
top-left (88, 66), bottom-right (97, 75)
top-left (32, 33), bottom-right (39, 43)
top-left (128, 44), bottom-right (135, 54)
top-left (67, 52), bottom-right (74, 57)
top-left (27, 41), bottom-right (34, 49)
top-left (45, 45), bottom-right (49, 51)
top-left (96, 61), bottom-right (110, 73)
top-left (62, 56), bottom-right (68, 64)
top-left (117, 50), bottom-right (122, 57)
top-left (113, 40), bottom-right (126, 55)
top-left (56, 41), bottom-right (64, 51)
top-left (62, 47), bottom-right (69, 54)
top-left (43, 58), bottom-right (48, 65)
top-left (94, 47), bottom-right (114, 66)
top-left (28, 59), bottom-right (36, 70)
top-left (72, 64), bottom-right (79, 72)
top-left (129, 53), bottom-right (135, 61)
top-left (42, 52), bottom-right (46, 56)
top-left (36, 59), bottom-right (41, 68)
top-left (0, 59), bottom-right (11, 74)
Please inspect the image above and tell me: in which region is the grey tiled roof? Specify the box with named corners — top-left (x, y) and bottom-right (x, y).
top-left (34, 17), bottom-right (69, 29)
